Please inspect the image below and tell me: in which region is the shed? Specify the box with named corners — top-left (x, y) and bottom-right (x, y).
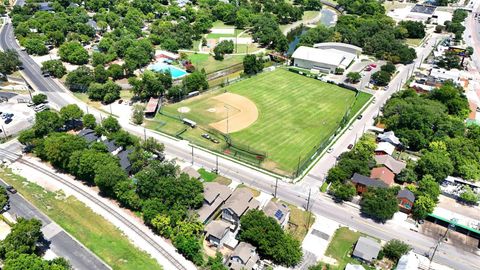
top-left (144, 97), bottom-right (159, 116)
top-left (352, 236), bottom-right (381, 263)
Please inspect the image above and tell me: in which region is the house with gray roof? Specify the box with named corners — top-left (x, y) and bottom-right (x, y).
top-left (204, 220), bottom-right (232, 248)
top-left (197, 182), bottom-right (232, 223)
top-left (228, 242), bottom-right (259, 270)
top-left (117, 149), bottom-right (133, 174)
top-left (352, 236), bottom-right (381, 263)
top-left (78, 129), bottom-right (99, 143)
top-left (397, 189), bottom-right (416, 213)
top-left (374, 155), bottom-right (406, 175)
top-left (221, 188), bottom-right (259, 227)
top-left (377, 131), bottom-right (401, 146)
top-left (375, 142), bottom-right (396, 156)
top-left (263, 200), bottom-right (290, 229)
top-left (350, 173), bottom-right (388, 194)
top-left (102, 139), bottom-right (122, 154)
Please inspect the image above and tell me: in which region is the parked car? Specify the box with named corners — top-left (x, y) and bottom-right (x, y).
top-left (201, 133), bottom-right (211, 140)
top-left (6, 186), bottom-right (17, 194)
top-left (118, 99), bottom-right (123, 104)
top-left (369, 63), bottom-right (377, 68)
top-left (327, 147), bottom-right (334, 153)
top-left (365, 66), bottom-right (372, 71)
top-left (348, 144), bottom-right (354, 149)
top-left (4, 118), bottom-right (12, 124)
top-left (357, 114), bottom-right (363, 120)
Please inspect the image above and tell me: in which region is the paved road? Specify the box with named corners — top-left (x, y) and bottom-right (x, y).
top-left (0, 179), bottom-right (110, 270)
top-left (1, 4), bottom-right (479, 270)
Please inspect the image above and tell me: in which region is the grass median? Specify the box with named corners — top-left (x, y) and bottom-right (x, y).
top-left (0, 167), bottom-right (162, 270)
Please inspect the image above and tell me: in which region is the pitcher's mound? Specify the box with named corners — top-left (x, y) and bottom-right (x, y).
top-left (178, 107), bottom-right (190, 113)
top-left (209, 93), bottom-right (258, 133)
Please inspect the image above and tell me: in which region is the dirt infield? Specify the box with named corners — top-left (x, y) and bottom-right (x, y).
top-left (209, 93), bottom-right (258, 133)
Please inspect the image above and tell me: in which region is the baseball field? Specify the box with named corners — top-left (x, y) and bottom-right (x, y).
top-left (148, 68), bottom-right (371, 175)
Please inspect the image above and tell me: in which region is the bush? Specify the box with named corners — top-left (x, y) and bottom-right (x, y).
top-left (32, 94), bottom-right (47, 105)
top-left (335, 67), bottom-right (344, 75)
top-left (132, 105), bottom-right (144, 125)
top-left (382, 239), bottom-right (411, 262)
top-left (41, 60), bottom-right (67, 78)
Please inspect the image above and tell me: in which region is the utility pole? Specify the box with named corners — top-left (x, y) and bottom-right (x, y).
top-left (191, 145), bottom-right (194, 164)
top-left (109, 104), bottom-right (113, 114)
top-left (215, 155), bottom-right (219, 173)
top-left (306, 188), bottom-right (311, 211)
top-left (144, 127), bottom-right (147, 141)
top-left (306, 188), bottom-right (312, 229)
top-left (429, 222), bottom-right (455, 269)
top-left (274, 178), bottom-right (278, 198)
top-left (86, 105), bottom-right (89, 114)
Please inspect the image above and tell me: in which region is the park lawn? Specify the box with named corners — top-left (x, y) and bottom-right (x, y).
top-left (0, 168), bottom-right (162, 270)
top-left (349, 91), bottom-right (373, 120)
top-left (325, 227), bottom-right (375, 270)
top-left (234, 43), bottom-right (260, 54)
top-left (188, 53), bottom-right (244, 74)
top-left (227, 69), bottom-right (357, 173)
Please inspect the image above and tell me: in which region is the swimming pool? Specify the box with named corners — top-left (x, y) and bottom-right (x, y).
top-left (148, 62), bottom-right (188, 79)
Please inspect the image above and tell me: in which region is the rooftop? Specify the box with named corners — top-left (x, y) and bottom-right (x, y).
top-left (205, 220), bottom-right (230, 240)
top-left (292, 46), bottom-right (347, 66)
top-left (375, 142), bottom-right (396, 156)
top-left (370, 167), bottom-right (395, 186)
top-left (353, 236), bottom-right (381, 262)
top-left (378, 131), bottom-right (401, 146)
top-left (351, 173), bottom-right (388, 188)
top-left (197, 182), bottom-right (232, 223)
top-left (263, 201), bottom-right (290, 226)
top-left (223, 188), bottom-right (259, 217)
top-left (397, 189), bottom-right (416, 203)
top-left (374, 155), bottom-right (406, 174)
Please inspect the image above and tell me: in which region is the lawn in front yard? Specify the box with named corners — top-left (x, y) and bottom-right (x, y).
top-left (0, 168), bottom-right (162, 270)
top-left (325, 227), bottom-right (375, 270)
top-left (281, 200), bottom-right (314, 241)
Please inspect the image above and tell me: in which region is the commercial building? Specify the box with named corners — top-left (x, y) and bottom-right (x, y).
top-left (291, 46), bottom-right (356, 73)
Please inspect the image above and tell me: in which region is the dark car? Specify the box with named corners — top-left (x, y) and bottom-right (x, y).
top-left (201, 133), bottom-right (211, 140)
top-left (357, 114), bottom-right (363, 120)
top-left (4, 118), bottom-right (12, 124)
top-left (6, 186), bottom-right (17, 194)
top-left (348, 144), bottom-right (354, 149)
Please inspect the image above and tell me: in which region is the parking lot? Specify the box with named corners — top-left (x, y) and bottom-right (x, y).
top-left (0, 92), bottom-right (35, 137)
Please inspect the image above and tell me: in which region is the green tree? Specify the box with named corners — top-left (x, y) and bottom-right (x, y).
top-left (93, 65), bottom-right (109, 83)
top-left (416, 174), bottom-right (441, 202)
top-left (239, 209), bottom-right (302, 266)
top-left (68, 149), bottom-right (117, 183)
top-left (0, 186), bottom-right (7, 211)
top-left (213, 40), bottom-right (234, 60)
top-left (132, 104), bottom-right (144, 125)
top-left (243, 54), bottom-right (263, 75)
top-left (416, 150), bottom-right (454, 182)
top-left (331, 182), bottom-right (356, 201)
top-left (23, 38), bottom-right (48, 55)
top-left (31, 94), bottom-right (47, 105)
top-left (58, 41), bottom-right (89, 65)
top-left (44, 133), bottom-right (87, 170)
top-left (182, 71), bottom-right (208, 93)
top-left (459, 186), bottom-right (479, 205)
top-left (0, 49), bottom-right (22, 75)
top-left (82, 114), bottom-right (96, 129)
top-left (94, 161), bottom-right (128, 197)
top-left (360, 188), bottom-right (399, 222)
top-left (173, 235), bottom-right (203, 265)
top-left (206, 252), bottom-right (228, 270)
top-left (66, 66), bottom-right (93, 92)
top-left (102, 116), bottom-right (120, 133)
top-left (346, 72), bottom-right (361, 83)
top-left (0, 218), bottom-right (43, 257)
top-left (108, 64), bottom-right (125, 80)
top-left (371, 70), bottom-right (392, 86)
top-left (412, 195), bottom-right (435, 220)
top-left (398, 21), bottom-right (425, 38)
top-left (33, 111), bottom-right (62, 137)
top-left (41, 60), bottom-right (67, 78)
top-left (382, 239), bottom-right (411, 262)
top-left (59, 104), bottom-right (84, 123)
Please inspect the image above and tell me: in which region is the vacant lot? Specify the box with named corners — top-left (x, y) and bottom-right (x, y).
top-left (152, 69), bottom-right (369, 174)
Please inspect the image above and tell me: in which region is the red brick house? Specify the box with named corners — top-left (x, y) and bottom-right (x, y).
top-left (351, 173), bottom-right (388, 194)
top-left (397, 189), bottom-right (416, 213)
top-left (370, 167), bottom-right (395, 187)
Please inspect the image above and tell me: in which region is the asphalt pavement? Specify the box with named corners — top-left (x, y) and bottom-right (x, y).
top-left (0, 179), bottom-right (110, 270)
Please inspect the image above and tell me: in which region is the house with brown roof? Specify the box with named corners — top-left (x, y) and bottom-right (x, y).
top-left (397, 189), bottom-right (416, 214)
top-left (374, 155), bottom-right (406, 175)
top-left (221, 188), bottom-right (259, 227)
top-left (351, 173), bottom-right (388, 194)
top-left (263, 201), bottom-right (290, 229)
top-left (197, 182), bottom-right (232, 223)
top-left (370, 167), bottom-right (395, 187)
top-left (228, 242), bottom-right (260, 270)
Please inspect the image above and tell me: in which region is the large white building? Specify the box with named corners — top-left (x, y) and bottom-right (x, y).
top-left (291, 45), bottom-right (357, 73)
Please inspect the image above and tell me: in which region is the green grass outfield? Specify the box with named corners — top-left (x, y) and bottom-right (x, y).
top-left (152, 69), bottom-right (370, 175)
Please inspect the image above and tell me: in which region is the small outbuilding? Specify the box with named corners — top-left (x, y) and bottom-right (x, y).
top-left (144, 97), bottom-right (159, 117)
top-left (352, 236), bottom-right (381, 263)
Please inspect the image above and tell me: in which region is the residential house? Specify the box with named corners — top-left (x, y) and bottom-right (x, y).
top-left (117, 149), bottom-right (133, 174)
top-left (351, 173), bottom-right (388, 194)
top-left (228, 242), bottom-right (260, 270)
top-left (370, 167), bottom-right (395, 187)
top-left (352, 236), bottom-right (381, 263)
top-left (197, 182), bottom-right (232, 223)
top-left (377, 131), bottom-right (401, 146)
top-left (78, 129), bottom-right (99, 144)
top-left (87, 19), bottom-right (101, 33)
top-left (102, 138), bottom-right (122, 155)
top-left (374, 142), bottom-right (395, 156)
top-left (222, 188), bottom-right (259, 227)
top-left (38, 2), bottom-right (54, 11)
top-left (397, 189), bottom-right (416, 214)
top-left (263, 201), bottom-right (290, 229)
top-left (204, 220), bottom-right (232, 248)
top-left (395, 251), bottom-right (420, 270)
top-left (182, 166), bottom-right (201, 179)
top-left (374, 155), bottom-right (406, 175)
